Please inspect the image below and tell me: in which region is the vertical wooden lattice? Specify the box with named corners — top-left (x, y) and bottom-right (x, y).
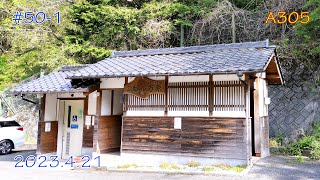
top-left (127, 94), bottom-right (165, 111)
top-left (212, 80), bottom-right (244, 111)
top-left (168, 82), bottom-right (209, 111)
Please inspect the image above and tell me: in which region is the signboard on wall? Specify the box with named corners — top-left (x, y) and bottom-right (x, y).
top-left (124, 77), bottom-right (165, 99)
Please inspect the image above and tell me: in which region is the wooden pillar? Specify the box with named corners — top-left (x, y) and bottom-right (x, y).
top-left (164, 76), bottom-right (168, 116)
top-left (209, 75), bottom-right (213, 116)
top-left (244, 75), bottom-right (252, 166)
top-left (93, 87), bottom-right (102, 154)
top-left (254, 77), bottom-right (261, 157)
top-left (124, 77), bottom-right (128, 112)
top-left (36, 94), bottom-right (46, 155)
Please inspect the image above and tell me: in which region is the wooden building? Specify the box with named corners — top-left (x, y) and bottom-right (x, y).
top-left (11, 40), bottom-right (283, 166)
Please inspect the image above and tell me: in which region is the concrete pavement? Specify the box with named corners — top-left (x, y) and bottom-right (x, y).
top-left (0, 151), bottom-right (319, 180)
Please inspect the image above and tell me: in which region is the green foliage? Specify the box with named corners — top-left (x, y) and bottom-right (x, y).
top-left (0, 0), bottom-right (319, 92)
top-left (269, 138), bottom-right (281, 147)
top-left (296, 155), bottom-right (305, 163)
top-left (283, 122), bottom-right (320, 160)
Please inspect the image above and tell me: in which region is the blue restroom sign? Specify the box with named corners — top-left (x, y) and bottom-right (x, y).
top-left (72, 115), bottom-right (78, 122)
top-left (71, 124), bottom-right (78, 129)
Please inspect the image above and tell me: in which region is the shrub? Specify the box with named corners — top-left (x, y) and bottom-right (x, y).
top-left (270, 138), bottom-right (281, 147)
top-left (296, 155), bottom-right (305, 163)
top-left (309, 140), bottom-right (320, 160)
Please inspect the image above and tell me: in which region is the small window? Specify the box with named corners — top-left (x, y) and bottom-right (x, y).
top-left (0, 120), bottom-right (21, 127)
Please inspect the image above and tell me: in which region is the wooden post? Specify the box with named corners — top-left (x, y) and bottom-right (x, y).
top-left (36, 94), bottom-right (46, 155)
top-left (254, 77), bottom-right (261, 157)
top-left (124, 77), bottom-right (128, 112)
top-left (93, 86), bottom-right (102, 154)
top-left (244, 75), bottom-right (252, 166)
top-left (164, 76), bottom-right (168, 116)
top-left (209, 75), bottom-right (213, 116)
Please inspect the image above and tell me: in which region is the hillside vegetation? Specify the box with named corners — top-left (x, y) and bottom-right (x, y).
top-left (0, 0), bottom-right (319, 90)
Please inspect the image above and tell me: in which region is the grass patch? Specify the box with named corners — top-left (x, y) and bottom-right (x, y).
top-left (171, 164), bottom-right (181, 170)
top-left (215, 164), bottom-right (232, 170)
top-left (117, 164), bottom-right (137, 169)
top-left (215, 164), bottom-right (247, 172)
top-left (202, 166), bottom-right (214, 171)
top-left (186, 161), bottom-right (201, 167)
top-left (232, 165), bottom-right (247, 172)
top-left (160, 162), bottom-right (171, 169)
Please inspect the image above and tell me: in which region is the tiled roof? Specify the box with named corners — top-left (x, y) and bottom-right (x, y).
top-left (11, 65), bottom-right (89, 94)
top-left (69, 40), bottom-right (276, 79)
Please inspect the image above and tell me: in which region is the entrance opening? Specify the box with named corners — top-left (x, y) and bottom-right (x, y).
top-left (59, 100), bottom-right (84, 159)
top-left (250, 89), bottom-right (256, 156)
top-left (99, 89), bottom-right (123, 154)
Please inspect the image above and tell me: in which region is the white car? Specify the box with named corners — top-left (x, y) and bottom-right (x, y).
top-left (0, 117), bottom-right (24, 155)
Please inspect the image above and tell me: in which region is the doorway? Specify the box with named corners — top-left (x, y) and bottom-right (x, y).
top-left (60, 100), bottom-right (84, 159)
top-left (250, 89), bottom-right (256, 156)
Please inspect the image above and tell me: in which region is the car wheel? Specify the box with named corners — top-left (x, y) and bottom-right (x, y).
top-left (0, 140), bottom-right (13, 155)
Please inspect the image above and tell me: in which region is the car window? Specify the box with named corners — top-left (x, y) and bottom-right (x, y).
top-left (0, 121), bottom-right (21, 127)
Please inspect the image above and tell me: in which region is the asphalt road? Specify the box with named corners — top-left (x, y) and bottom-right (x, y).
top-left (0, 144), bottom-right (36, 162)
top-left (0, 149), bottom-right (319, 180)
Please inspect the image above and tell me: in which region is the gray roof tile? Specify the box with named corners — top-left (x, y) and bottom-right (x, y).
top-left (11, 65), bottom-right (88, 94)
top-left (68, 40), bottom-right (275, 79)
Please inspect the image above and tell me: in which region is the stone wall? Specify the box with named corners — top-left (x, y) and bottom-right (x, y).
top-left (269, 67), bottom-right (320, 137)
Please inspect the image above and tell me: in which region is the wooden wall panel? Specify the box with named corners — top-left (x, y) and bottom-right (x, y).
top-left (97, 116), bottom-right (122, 153)
top-left (122, 117), bottom-right (247, 159)
top-left (39, 121), bottom-right (58, 154)
top-left (83, 126), bottom-right (94, 148)
top-left (83, 96), bottom-right (94, 148)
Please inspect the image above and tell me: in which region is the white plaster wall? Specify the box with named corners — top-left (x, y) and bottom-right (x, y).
top-left (212, 74), bottom-right (244, 81)
top-left (128, 76), bottom-right (166, 83)
top-left (113, 90), bottom-right (124, 115)
top-left (45, 93), bottom-right (58, 121)
top-left (167, 111), bottom-right (209, 117)
top-left (100, 78), bottom-right (125, 89)
top-left (88, 91), bottom-right (97, 115)
top-left (57, 92), bottom-right (85, 98)
top-left (101, 90), bottom-right (112, 116)
top-left (169, 75), bottom-right (208, 82)
top-left (125, 111), bottom-right (164, 116)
